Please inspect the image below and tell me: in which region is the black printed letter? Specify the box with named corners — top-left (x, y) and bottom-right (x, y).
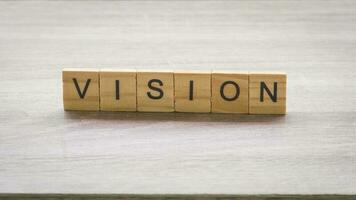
top-left (260, 82), bottom-right (277, 102)
top-left (189, 80), bottom-right (194, 101)
top-left (115, 80), bottom-right (120, 100)
top-left (220, 81), bottom-right (240, 101)
top-left (147, 79), bottom-right (164, 99)
top-left (73, 78), bottom-right (91, 99)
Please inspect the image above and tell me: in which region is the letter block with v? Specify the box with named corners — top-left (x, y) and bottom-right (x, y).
top-left (62, 68), bottom-right (99, 111)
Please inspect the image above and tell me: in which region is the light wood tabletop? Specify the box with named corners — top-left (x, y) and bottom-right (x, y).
top-left (0, 0), bottom-right (355, 198)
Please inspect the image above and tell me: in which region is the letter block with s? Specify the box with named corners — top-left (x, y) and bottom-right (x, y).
top-left (62, 68), bottom-right (100, 111)
top-left (137, 70), bottom-right (174, 112)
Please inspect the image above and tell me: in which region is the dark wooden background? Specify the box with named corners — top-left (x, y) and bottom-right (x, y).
top-left (0, 0), bottom-right (355, 198)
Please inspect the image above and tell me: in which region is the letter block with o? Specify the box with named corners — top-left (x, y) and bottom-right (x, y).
top-left (137, 70), bottom-right (174, 112)
top-left (211, 71), bottom-right (249, 113)
top-left (62, 68), bottom-right (100, 111)
top-left (249, 73), bottom-right (287, 114)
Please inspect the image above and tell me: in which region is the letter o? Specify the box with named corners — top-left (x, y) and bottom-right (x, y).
top-left (220, 81), bottom-right (240, 101)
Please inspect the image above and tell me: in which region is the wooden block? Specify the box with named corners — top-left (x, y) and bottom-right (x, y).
top-left (249, 72), bottom-right (287, 114)
top-left (211, 71), bottom-right (249, 113)
top-left (62, 68), bottom-right (99, 111)
top-left (137, 70), bottom-right (174, 112)
top-left (174, 71), bottom-right (211, 113)
top-left (100, 69), bottom-right (136, 111)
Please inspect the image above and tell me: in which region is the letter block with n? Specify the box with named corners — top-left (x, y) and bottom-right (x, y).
top-left (249, 73), bottom-right (287, 114)
top-left (62, 68), bottom-right (99, 111)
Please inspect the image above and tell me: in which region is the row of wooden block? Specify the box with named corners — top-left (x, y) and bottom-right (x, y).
top-left (62, 69), bottom-right (287, 114)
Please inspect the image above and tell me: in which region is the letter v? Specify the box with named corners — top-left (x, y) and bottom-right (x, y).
top-left (73, 78), bottom-right (91, 99)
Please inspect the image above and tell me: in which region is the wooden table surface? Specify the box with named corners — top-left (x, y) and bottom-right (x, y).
top-left (0, 0), bottom-right (355, 196)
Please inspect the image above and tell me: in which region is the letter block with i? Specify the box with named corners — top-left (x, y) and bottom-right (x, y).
top-left (211, 71), bottom-right (249, 113)
top-left (249, 73), bottom-right (287, 114)
top-left (137, 70), bottom-right (174, 112)
top-left (62, 68), bottom-right (100, 111)
top-left (100, 69), bottom-right (137, 111)
top-left (174, 71), bottom-right (211, 113)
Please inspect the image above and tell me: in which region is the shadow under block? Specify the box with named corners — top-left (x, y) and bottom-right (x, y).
top-left (100, 69), bottom-right (137, 111)
top-left (249, 73), bottom-right (287, 114)
top-left (137, 70), bottom-right (174, 112)
top-left (62, 68), bottom-right (99, 111)
top-left (174, 71), bottom-right (211, 112)
top-left (211, 71), bottom-right (249, 113)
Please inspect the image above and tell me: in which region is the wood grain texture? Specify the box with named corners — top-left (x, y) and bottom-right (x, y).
top-left (0, 0), bottom-right (355, 195)
top-left (0, 194), bottom-right (355, 200)
top-left (249, 73), bottom-right (287, 114)
top-left (174, 71), bottom-right (211, 113)
top-left (137, 70), bottom-right (174, 112)
top-left (211, 71), bottom-right (249, 113)
top-left (62, 69), bottom-right (100, 111)
top-left (100, 69), bottom-right (137, 112)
